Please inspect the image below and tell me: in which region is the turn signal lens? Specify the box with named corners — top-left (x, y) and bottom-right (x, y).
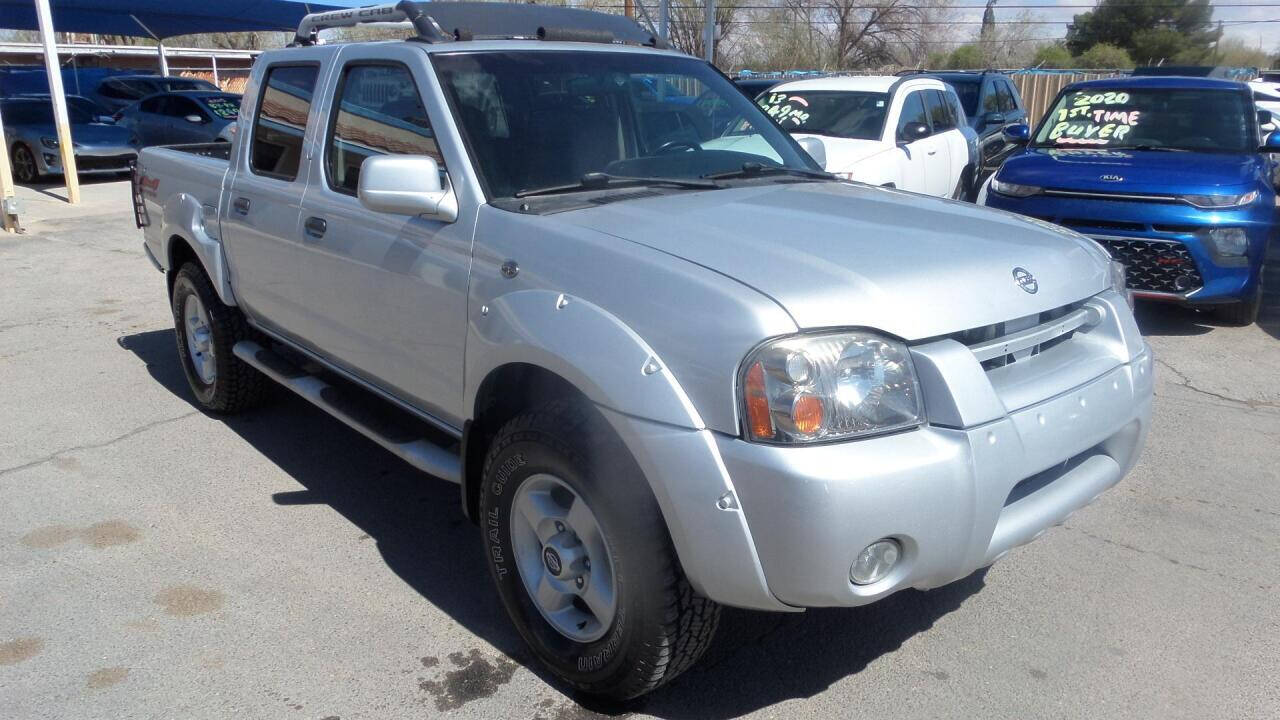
top-left (744, 361), bottom-right (774, 440)
top-left (792, 394), bottom-right (824, 435)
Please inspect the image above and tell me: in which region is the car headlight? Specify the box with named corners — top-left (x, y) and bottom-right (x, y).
top-left (40, 136), bottom-right (59, 149)
top-left (990, 177), bottom-right (1042, 198)
top-left (1179, 191), bottom-right (1258, 209)
top-left (741, 331), bottom-right (924, 444)
top-left (1109, 260), bottom-right (1133, 308)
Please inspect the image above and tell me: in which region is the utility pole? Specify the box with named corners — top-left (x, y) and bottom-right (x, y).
top-left (704, 0), bottom-right (715, 64)
top-left (625, 0), bottom-right (634, 19)
top-left (659, 0), bottom-right (669, 44)
top-left (34, 0), bottom-right (79, 205)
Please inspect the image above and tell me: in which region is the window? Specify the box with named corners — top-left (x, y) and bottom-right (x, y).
top-left (997, 80), bottom-right (1018, 112)
top-left (139, 96), bottom-right (163, 114)
top-left (949, 79), bottom-right (980, 116)
top-left (99, 79), bottom-right (145, 100)
top-left (756, 91), bottom-right (889, 140)
top-left (326, 63), bottom-right (440, 195)
top-left (981, 80), bottom-right (1001, 115)
top-left (896, 91), bottom-right (930, 139)
top-left (925, 90), bottom-right (954, 131)
top-left (160, 96), bottom-right (203, 119)
top-left (947, 91), bottom-right (968, 124)
top-left (250, 65), bottom-right (319, 181)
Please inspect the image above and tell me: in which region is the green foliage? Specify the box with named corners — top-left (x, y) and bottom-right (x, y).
top-left (1076, 43), bottom-right (1135, 69)
top-left (1031, 43), bottom-right (1074, 69)
top-left (1065, 0), bottom-right (1217, 60)
top-left (946, 44), bottom-right (986, 70)
top-left (1212, 38), bottom-right (1272, 69)
top-left (926, 50), bottom-right (951, 69)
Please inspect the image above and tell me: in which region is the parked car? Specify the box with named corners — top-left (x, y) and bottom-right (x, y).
top-left (753, 75), bottom-right (980, 198)
top-left (2, 96), bottom-right (138, 183)
top-left (912, 70), bottom-right (1027, 178)
top-left (115, 91), bottom-right (242, 146)
top-left (134, 1), bottom-right (1152, 701)
top-left (11, 92), bottom-right (114, 123)
top-left (91, 74), bottom-right (219, 113)
top-left (979, 76), bottom-right (1279, 325)
top-left (733, 76), bottom-right (781, 98)
top-left (1251, 74), bottom-right (1280, 129)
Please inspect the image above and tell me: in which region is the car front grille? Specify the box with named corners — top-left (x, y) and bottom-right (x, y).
top-left (1090, 236), bottom-right (1203, 294)
top-left (75, 153), bottom-right (135, 171)
top-left (951, 300), bottom-right (1094, 371)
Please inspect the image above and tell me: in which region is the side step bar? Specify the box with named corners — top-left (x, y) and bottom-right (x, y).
top-left (233, 341), bottom-right (461, 484)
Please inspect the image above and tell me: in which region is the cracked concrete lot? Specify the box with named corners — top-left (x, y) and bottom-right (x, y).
top-left (2, 178), bottom-right (1278, 720)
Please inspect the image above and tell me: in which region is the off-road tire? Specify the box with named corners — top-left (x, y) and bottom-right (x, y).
top-left (1214, 280), bottom-right (1262, 326)
top-left (171, 262), bottom-right (270, 413)
top-left (479, 400), bottom-right (720, 701)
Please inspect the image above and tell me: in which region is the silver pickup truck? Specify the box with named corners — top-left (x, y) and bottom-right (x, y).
top-left (133, 1), bottom-right (1153, 700)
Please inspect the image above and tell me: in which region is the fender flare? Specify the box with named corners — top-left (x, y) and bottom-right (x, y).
top-left (160, 192), bottom-right (236, 306)
top-left (466, 289), bottom-right (789, 611)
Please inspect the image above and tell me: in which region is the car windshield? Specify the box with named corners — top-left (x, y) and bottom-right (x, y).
top-left (0, 100), bottom-right (93, 125)
top-left (755, 90), bottom-right (888, 140)
top-left (432, 51), bottom-right (818, 199)
top-left (1033, 87), bottom-right (1255, 153)
top-left (161, 79), bottom-right (217, 92)
top-left (201, 95), bottom-right (241, 120)
top-left (946, 79), bottom-right (980, 116)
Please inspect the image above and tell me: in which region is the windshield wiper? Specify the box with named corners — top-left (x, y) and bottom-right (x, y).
top-left (702, 162), bottom-right (834, 181)
top-left (515, 172), bottom-right (719, 198)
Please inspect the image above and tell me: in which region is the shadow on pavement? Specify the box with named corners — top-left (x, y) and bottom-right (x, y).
top-left (119, 328), bottom-right (987, 718)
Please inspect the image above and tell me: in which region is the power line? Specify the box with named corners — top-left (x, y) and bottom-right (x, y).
top-left (607, 2), bottom-right (1280, 8)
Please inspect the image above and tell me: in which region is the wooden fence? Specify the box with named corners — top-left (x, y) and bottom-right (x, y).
top-left (1008, 72), bottom-right (1128, 126)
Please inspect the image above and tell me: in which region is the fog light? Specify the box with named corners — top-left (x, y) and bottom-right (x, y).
top-left (850, 539), bottom-right (901, 585)
top-left (44, 153), bottom-right (59, 165)
top-left (1204, 227), bottom-right (1248, 257)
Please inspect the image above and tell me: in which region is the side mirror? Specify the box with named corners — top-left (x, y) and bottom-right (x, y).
top-left (898, 121), bottom-right (930, 144)
top-left (1003, 123), bottom-right (1031, 144)
top-left (1261, 131), bottom-right (1280, 152)
top-left (358, 154), bottom-right (457, 222)
top-left (796, 136), bottom-right (826, 168)
top-left (985, 112), bottom-right (1005, 125)
top-left (184, 114), bottom-right (205, 124)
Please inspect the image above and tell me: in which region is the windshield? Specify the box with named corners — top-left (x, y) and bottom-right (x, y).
top-left (0, 100), bottom-right (93, 125)
top-left (756, 90), bottom-right (888, 140)
top-left (946, 79), bottom-right (980, 116)
top-left (1033, 87), bottom-right (1255, 152)
top-left (161, 79), bottom-right (217, 92)
top-left (201, 95), bottom-right (241, 120)
top-left (432, 51), bottom-right (817, 199)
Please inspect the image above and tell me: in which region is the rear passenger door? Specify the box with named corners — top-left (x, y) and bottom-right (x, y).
top-left (221, 56), bottom-right (327, 337)
top-left (292, 44), bottom-right (473, 424)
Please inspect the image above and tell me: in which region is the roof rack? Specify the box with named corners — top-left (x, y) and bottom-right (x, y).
top-left (292, 1), bottom-right (661, 48)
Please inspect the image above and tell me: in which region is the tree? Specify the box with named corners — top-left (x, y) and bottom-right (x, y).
top-left (1065, 0), bottom-right (1217, 60)
top-left (1077, 42), bottom-right (1134, 69)
top-left (946, 44), bottom-right (985, 69)
top-left (666, 0), bottom-right (741, 66)
top-left (1213, 38), bottom-right (1272, 68)
top-left (1031, 43), bottom-right (1073, 68)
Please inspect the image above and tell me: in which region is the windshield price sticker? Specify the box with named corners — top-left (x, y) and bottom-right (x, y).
top-left (1048, 91), bottom-right (1139, 145)
top-left (759, 93), bottom-right (810, 127)
top-left (205, 98), bottom-right (240, 120)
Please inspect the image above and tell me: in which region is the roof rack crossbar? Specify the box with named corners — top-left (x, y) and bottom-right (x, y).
top-left (292, 1), bottom-right (450, 46)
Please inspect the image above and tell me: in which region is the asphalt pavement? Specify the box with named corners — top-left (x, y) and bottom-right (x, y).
top-left (2, 178), bottom-right (1277, 719)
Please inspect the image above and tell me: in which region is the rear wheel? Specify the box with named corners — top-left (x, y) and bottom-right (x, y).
top-left (171, 262), bottom-right (270, 413)
top-left (11, 143), bottom-right (39, 183)
top-left (480, 401), bottom-right (720, 700)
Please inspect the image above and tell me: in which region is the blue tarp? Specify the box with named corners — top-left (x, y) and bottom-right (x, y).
top-left (0, 0), bottom-right (356, 39)
top-left (0, 66), bottom-right (132, 96)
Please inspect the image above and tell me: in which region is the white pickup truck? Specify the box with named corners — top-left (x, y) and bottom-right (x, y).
top-left (133, 1), bottom-right (1153, 700)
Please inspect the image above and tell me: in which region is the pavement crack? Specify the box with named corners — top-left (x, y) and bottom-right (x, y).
top-left (1062, 524), bottom-right (1272, 592)
top-left (0, 411), bottom-right (200, 478)
top-left (1155, 358), bottom-right (1280, 411)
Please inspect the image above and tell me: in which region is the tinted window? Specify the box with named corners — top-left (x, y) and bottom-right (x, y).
top-left (925, 90), bottom-right (954, 131)
top-left (161, 78), bottom-right (218, 92)
top-left (981, 81), bottom-right (1001, 114)
top-left (0, 100), bottom-right (92, 125)
top-left (756, 90), bottom-right (889, 140)
top-left (161, 96), bottom-right (202, 118)
top-left (1033, 87), bottom-right (1254, 152)
top-left (251, 65), bottom-right (319, 181)
top-left (326, 63), bottom-right (440, 195)
top-left (139, 96), bottom-right (162, 113)
top-left (948, 91), bottom-right (968, 124)
top-left (896, 91), bottom-right (929, 139)
top-left (948, 79), bottom-right (980, 116)
top-left (100, 79), bottom-right (145, 100)
top-left (997, 80), bottom-right (1018, 112)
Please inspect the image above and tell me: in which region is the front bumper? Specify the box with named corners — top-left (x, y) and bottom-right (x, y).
top-left (38, 145), bottom-right (138, 175)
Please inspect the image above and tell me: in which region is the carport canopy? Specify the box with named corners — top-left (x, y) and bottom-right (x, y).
top-left (0, 0), bottom-right (353, 216)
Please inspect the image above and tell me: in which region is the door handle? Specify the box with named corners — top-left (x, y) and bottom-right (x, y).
top-left (304, 216), bottom-right (327, 239)
top-left (232, 197), bottom-right (250, 215)
top-left (927, 150), bottom-right (938, 155)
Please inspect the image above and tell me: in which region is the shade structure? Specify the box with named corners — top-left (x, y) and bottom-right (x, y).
top-left (0, 0), bottom-right (355, 39)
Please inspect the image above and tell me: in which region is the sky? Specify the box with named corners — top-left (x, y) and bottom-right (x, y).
top-left (957, 0), bottom-right (1279, 53)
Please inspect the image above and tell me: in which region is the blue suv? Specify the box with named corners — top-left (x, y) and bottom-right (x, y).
top-left (982, 76), bottom-right (1279, 325)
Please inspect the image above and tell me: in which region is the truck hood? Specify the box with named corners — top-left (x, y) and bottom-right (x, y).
top-left (558, 181), bottom-right (1109, 340)
top-left (998, 147), bottom-right (1264, 195)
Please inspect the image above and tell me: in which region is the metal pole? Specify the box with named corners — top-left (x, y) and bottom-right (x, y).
top-left (659, 0), bottom-right (668, 44)
top-left (34, 0), bottom-right (79, 204)
top-left (211, 54), bottom-right (220, 88)
top-left (703, 0), bottom-right (715, 64)
top-left (157, 41), bottom-right (169, 75)
top-left (0, 108), bottom-right (20, 232)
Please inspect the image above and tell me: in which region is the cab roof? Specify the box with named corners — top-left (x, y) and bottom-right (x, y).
top-left (1066, 75), bottom-right (1246, 91)
top-left (770, 75), bottom-right (943, 94)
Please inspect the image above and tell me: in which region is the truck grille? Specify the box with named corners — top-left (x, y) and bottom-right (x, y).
top-left (1090, 236), bottom-right (1203, 294)
top-left (75, 153), bottom-right (136, 171)
top-left (952, 301), bottom-right (1097, 371)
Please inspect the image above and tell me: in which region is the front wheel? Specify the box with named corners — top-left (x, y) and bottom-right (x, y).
top-left (480, 401), bottom-right (720, 700)
top-left (11, 143), bottom-right (40, 184)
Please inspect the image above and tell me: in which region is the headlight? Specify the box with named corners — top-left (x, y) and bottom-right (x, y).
top-left (990, 177), bottom-right (1042, 198)
top-left (1109, 260), bottom-right (1133, 308)
top-left (1179, 191), bottom-right (1258, 209)
top-left (1202, 227), bottom-right (1249, 256)
top-left (41, 136), bottom-right (59, 149)
top-left (741, 331), bottom-right (924, 444)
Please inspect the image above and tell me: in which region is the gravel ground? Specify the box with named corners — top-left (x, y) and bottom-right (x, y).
top-left (2, 178), bottom-right (1278, 720)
